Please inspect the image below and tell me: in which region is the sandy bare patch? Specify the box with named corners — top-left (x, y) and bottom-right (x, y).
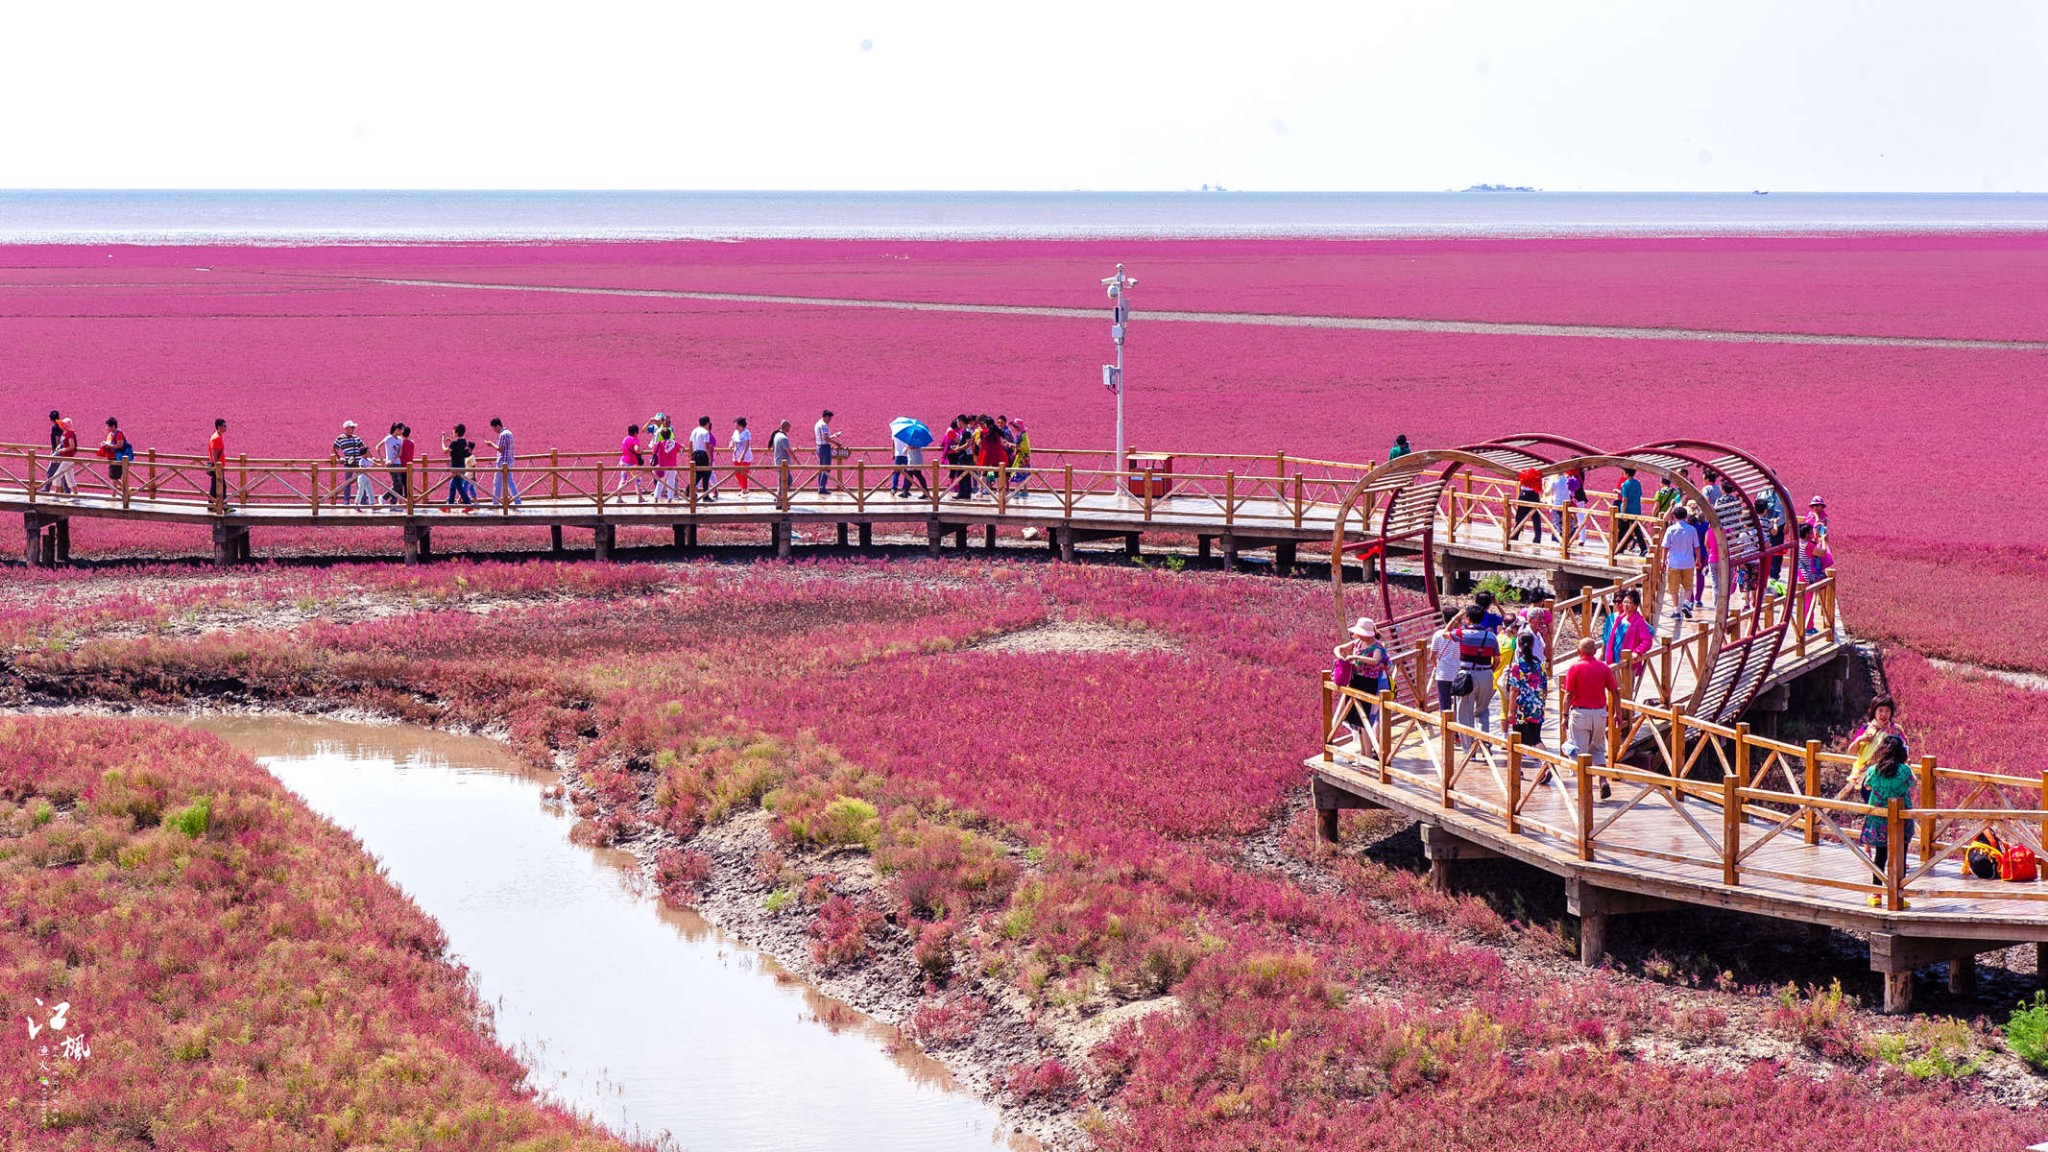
top-left (1930, 657), bottom-right (2048, 693)
top-left (970, 621), bottom-right (1178, 655)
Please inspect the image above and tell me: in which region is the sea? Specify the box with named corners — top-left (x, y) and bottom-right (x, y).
top-left (2, 190), bottom-right (2046, 244)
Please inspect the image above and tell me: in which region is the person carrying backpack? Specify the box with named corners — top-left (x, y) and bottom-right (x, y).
top-left (99, 417), bottom-right (133, 489)
top-left (1452, 604), bottom-right (1499, 738)
top-left (1859, 733), bottom-right (1914, 908)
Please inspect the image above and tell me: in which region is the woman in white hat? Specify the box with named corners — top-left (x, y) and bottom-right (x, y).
top-left (1331, 617), bottom-right (1391, 743)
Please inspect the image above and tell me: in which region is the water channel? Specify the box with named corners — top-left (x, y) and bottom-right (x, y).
top-left (186, 715), bottom-right (1021, 1152)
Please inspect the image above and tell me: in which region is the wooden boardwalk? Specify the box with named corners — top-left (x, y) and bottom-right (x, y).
top-left (1312, 686), bottom-right (2048, 1010)
top-left (18, 432), bottom-right (2023, 1007)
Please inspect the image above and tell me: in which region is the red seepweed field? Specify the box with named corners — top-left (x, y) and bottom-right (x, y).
top-left (4, 234), bottom-right (2048, 1149)
top-left (2, 236), bottom-right (2041, 609)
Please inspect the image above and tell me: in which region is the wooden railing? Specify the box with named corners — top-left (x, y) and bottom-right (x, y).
top-left (1320, 679), bottom-right (2045, 913)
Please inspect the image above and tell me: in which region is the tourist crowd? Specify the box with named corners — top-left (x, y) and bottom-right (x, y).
top-left (31, 408), bottom-right (1036, 514)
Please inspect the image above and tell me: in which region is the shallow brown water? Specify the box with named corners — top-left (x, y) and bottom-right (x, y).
top-left (187, 715), bottom-right (1022, 1152)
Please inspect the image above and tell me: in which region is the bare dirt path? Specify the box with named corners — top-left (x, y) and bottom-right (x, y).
top-left (353, 276), bottom-right (2048, 352)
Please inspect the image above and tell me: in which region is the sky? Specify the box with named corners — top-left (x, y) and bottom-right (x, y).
top-left (3, 0), bottom-right (2044, 192)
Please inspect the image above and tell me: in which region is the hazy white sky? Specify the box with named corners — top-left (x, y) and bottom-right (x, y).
top-left (4, 0), bottom-right (2043, 191)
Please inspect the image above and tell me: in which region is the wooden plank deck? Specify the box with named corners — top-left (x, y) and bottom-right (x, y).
top-left (1311, 697), bottom-right (2048, 1009)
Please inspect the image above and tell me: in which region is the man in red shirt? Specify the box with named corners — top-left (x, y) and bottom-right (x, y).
top-left (1514, 466), bottom-right (1544, 544)
top-left (207, 418), bottom-right (229, 511)
top-left (1561, 636), bottom-right (1618, 799)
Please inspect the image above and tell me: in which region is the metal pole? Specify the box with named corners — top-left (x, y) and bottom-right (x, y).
top-left (1102, 263), bottom-right (1135, 497)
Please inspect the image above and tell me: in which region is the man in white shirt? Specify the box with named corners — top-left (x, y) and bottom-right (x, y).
top-left (378, 424), bottom-right (404, 504)
top-left (1544, 470), bottom-right (1572, 542)
top-left (1660, 508), bottom-right (1699, 621)
top-left (1429, 608), bottom-right (1463, 713)
top-left (813, 410), bottom-right (845, 494)
top-left (688, 416), bottom-right (718, 501)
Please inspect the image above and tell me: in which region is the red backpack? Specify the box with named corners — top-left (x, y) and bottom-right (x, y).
top-left (2002, 841), bottom-right (2039, 883)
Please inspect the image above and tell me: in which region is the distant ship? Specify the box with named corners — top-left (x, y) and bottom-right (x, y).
top-left (1752, 190), bottom-right (1769, 195)
top-left (1462, 184), bottom-right (1538, 192)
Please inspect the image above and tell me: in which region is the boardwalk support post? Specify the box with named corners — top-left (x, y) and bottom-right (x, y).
top-left (1275, 540), bottom-right (1297, 572)
top-left (1124, 533), bottom-right (1140, 558)
top-left (1057, 526), bottom-right (1076, 562)
top-left (926, 522), bottom-right (944, 558)
top-left (1311, 777), bottom-right (1378, 846)
top-left (837, 522), bottom-right (850, 548)
top-left (550, 525), bottom-right (564, 554)
top-left (1868, 935), bottom-right (2021, 1014)
top-left (1566, 880), bottom-right (1681, 969)
top-left (593, 524), bottom-right (614, 561)
top-left (1420, 823), bottom-right (1499, 893)
top-left (776, 522), bottom-right (793, 561)
top-left (1221, 534), bottom-right (1239, 571)
top-left (402, 525), bottom-right (427, 566)
top-left (23, 512), bottom-right (44, 566)
top-left (859, 523), bottom-right (873, 548)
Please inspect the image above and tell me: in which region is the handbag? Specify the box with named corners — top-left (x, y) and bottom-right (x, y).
top-left (1331, 658), bottom-right (1354, 689)
top-left (1450, 670), bottom-right (1475, 697)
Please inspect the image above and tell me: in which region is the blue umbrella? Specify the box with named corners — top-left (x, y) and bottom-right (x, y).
top-left (889, 417), bottom-right (933, 449)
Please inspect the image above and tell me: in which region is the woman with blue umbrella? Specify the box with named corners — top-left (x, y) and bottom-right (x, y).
top-left (890, 417), bottom-right (932, 498)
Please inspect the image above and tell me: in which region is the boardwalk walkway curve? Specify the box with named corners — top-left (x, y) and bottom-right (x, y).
top-left (3, 433), bottom-right (2035, 1009)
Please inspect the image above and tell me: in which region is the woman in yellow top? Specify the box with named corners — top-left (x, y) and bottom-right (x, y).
top-left (1847, 696), bottom-right (1906, 788)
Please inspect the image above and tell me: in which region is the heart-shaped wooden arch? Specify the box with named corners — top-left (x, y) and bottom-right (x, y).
top-left (1329, 435), bottom-right (1800, 724)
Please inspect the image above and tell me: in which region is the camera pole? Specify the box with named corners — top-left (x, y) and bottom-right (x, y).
top-left (1101, 263), bottom-right (1135, 494)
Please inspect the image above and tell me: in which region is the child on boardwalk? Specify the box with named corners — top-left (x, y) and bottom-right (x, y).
top-left (1859, 734), bottom-right (1914, 907)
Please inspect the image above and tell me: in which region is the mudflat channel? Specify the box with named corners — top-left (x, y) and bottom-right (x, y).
top-left (186, 715), bottom-right (1022, 1152)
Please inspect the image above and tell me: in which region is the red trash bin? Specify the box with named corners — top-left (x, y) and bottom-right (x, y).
top-left (1126, 454), bottom-right (1174, 498)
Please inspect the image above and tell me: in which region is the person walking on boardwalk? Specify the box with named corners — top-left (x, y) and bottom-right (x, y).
top-left (442, 424), bottom-right (476, 508)
top-left (730, 417), bottom-right (753, 493)
top-left (1797, 523), bottom-right (1834, 634)
top-left (399, 425), bottom-right (419, 502)
top-left (814, 410), bottom-right (845, 495)
top-left (1600, 589), bottom-right (1655, 678)
top-left (1652, 473), bottom-right (1681, 521)
top-left (1332, 617), bottom-right (1391, 740)
top-left (1429, 607), bottom-right (1463, 714)
top-left (649, 425), bottom-right (680, 501)
top-left (1543, 467), bottom-right (1572, 542)
top-left (1008, 418), bottom-right (1032, 496)
top-left (1859, 734), bottom-right (1914, 907)
top-left (689, 416), bottom-right (719, 500)
top-left (1452, 604), bottom-right (1500, 738)
top-left (98, 417), bottom-right (131, 491)
top-left (771, 419), bottom-right (796, 496)
top-left (1659, 507), bottom-right (1699, 624)
top-left (1388, 434), bottom-right (1411, 461)
top-left (376, 423), bottom-right (405, 504)
top-left (1561, 636), bottom-right (1617, 799)
top-left (1513, 465), bottom-right (1544, 544)
top-left (486, 418), bottom-right (520, 506)
top-left (332, 420), bottom-right (371, 507)
top-left (1503, 632), bottom-right (1547, 749)
top-left (1804, 495), bottom-right (1831, 544)
top-left (975, 415), bottom-right (1009, 496)
top-left (941, 416), bottom-right (973, 500)
top-left (206, 418), bottom-right (231, 512)
top-left (1616, 468), bottom-right (1648, 555)
top-left (47, 415), bottom-right (79, 497)
top-left (891, 419), bottom-right (930, 498)
top-left (616, 424), bottom-right (648, 500)
top-left (43, 410), bottom-right (64, 490)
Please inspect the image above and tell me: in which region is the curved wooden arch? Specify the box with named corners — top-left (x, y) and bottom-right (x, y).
top-left (1328, 437), bottom-right (1799, 721)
